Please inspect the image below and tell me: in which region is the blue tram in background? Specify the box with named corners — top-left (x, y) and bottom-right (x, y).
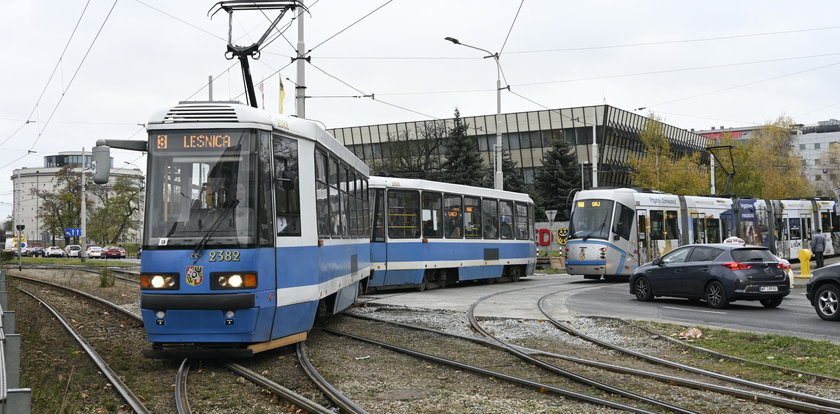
top-left (94, 102), bottom-right (370, 357)
top-left (367, 177), bottom-right (537, 291)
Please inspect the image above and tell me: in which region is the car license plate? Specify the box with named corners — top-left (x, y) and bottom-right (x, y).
top-left (760, 286), bottom-right (778, 292)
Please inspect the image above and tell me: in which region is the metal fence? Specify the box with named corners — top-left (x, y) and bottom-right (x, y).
top-left (0, 270), bottom-right (31, 413)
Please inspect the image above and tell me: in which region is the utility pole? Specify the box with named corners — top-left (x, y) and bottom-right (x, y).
top-left (591, 124), bottom-right (599, 188)
top-left (295, 2), bottom-right (306, 118)
top-left (80, 148), bottom-right (87, 263)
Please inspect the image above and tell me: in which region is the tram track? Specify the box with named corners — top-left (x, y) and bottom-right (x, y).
top-left (10, 271), bottom-right (357, 413)
top-left (13, 286), bottom-right (150, 414)
top-left (535, 290), bottom-right (840, 410)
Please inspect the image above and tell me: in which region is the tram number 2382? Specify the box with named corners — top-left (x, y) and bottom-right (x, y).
top-left (208, 250), bottom-right (241, 262)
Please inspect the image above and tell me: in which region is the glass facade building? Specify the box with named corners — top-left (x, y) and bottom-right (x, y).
top-left (328, 105), bottom-right (709, 188)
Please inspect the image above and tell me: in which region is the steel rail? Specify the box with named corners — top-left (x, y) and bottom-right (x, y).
top-left (14, 286), bottom-right (150, 414)
top-left (226, 362), bottom-right (335, 414)
top-left (464, 287), bottom-right (697, 414)
top-left (615, 316), bottom-right (840, 382)
top-left (296, 342), bottom-right (369, 414)
top-left (321, 327), bottom-right (656, 414)
top-left (349, 312), bottom-right (839, 413)
top-left (175, 359), bottom-right (191, 414)
top-left (536, 291), bottom-right (840, 410)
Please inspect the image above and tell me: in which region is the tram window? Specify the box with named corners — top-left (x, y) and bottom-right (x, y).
top-left (500, 200), bottom-right (514, 239)
top-left (514, 202), bottom-right (528, 240)
top-left (789, 218), bottom-right (801, 239)
top-left (528, 203), bottom-right (535, 241)
top-left (371, 188), bottom-right (385, 242)
top-left (444, 194), bottom-right (463, 238)
top-left (482, 199), bottom-right (499, 239)
top-left (340, 165), bottom-right (350, 238)
top-left (388, 190), bottom-right (420, 239)
top-left (273, 135), bottom-right (301, 237)
top-left (464, 197), bottom-right (482, 239)
top-left (315, 151), bottom-right (330, 238)
top-left (422, 192), bottom-right (443, 238)
top-left (612, 203), bottom-right (634, 241)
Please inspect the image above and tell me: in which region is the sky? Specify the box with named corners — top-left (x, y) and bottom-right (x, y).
top-left (3, 0), bottom-right (840, 220)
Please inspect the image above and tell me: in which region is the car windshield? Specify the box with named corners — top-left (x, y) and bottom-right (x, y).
top-left (731, 248), bottom-right (776, 262)
top-left (569, 199), bottom-right (614, 240)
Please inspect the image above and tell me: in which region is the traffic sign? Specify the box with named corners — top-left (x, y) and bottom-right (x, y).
top-left (64, 228), bottom-right (81, 237)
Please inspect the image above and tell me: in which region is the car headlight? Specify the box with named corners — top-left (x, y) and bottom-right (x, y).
top-left (141, 274), bottom-right (179, 290)
top-left (211, 272), bottom-right (257, 290)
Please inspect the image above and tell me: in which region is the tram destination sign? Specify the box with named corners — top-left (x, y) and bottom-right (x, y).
top-left (152, 132), bottom-right (242, 152)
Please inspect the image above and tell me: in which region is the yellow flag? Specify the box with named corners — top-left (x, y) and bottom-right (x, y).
top-left (279, 75), bottom-right (285, 114)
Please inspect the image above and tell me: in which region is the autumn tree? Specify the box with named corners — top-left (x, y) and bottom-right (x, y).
top-left (714, 115), bottom-right (813, 199)
top-left (533, 132), bottom-right (580, 220)
top-left (439, 108), bottom-right (488, 187)
top-left (628, 114), bottom-right (709, 195)
top-left (370, 120), bottom-right (447, 180)
top-left (87, 174), bottom-right (145, 244)
top-left (33, 165), bottom-right (91, 245)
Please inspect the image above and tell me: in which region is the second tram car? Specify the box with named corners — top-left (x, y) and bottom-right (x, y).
top-left (94, 102), bottom-right (370, 357)
top-left (566, 188), bottom-right (839, 280)
top-left (368, 177), bottom-right (537, 290)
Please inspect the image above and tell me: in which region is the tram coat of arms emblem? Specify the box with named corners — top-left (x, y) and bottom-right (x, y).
top-left (186, 266), bottom-right (203, 286)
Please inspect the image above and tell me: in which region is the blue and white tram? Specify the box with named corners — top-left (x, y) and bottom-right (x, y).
top-left (367, 177), bottom-right (536, 291)
top-left (565, 188), bottom-right (840, 280)
top-left (94, 102), bottom-right (370, 357)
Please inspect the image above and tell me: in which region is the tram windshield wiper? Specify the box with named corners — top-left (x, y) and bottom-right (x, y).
top-left (191, 199), bottom-right (239, 260)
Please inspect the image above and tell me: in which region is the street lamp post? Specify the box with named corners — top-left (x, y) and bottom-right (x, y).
top-left (445, 36), bottom-right (504, 190)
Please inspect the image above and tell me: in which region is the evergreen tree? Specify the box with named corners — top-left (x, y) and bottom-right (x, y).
top-left (440, 108), bottom-right (487, 186)
top-left (533, 133), bottom-right (581, 220)
top-left (502, 148), bottom-right (526, 193)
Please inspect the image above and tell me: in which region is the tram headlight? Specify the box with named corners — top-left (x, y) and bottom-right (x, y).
top-left (140, 273), bottom-right (179, 290)
top-left (211, 272), bottom-right (257, 290)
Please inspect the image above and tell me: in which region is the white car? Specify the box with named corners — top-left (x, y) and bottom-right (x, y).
top-left (86, 246), bottom-right (103, 258)
top-left (65, 245), bottom-right (81, 257)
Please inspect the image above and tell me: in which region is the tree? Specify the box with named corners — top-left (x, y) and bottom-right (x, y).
top-left (33, 165), bottom-right (90, 245)
top-left (714, 115), bottom-right (813, 199)
top-left (87, 174), bottom-right (145, 244)
top-left (501, 148), bottom-right (526, 193)
top-left (370, 120), bottom-right (446, 180)
top-left (627, 114), bottom-right (709, 195)
top-left (533, 132), bottom-right (581, 220)
top-left (440, 108), bottom-right (488, 186)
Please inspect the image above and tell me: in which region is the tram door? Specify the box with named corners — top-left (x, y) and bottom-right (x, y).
top-left (636, 210), bottom-right (650, 265)
top-left (691, 214), bottom-right (722, 244)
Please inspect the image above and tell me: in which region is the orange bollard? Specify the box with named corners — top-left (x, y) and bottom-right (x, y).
top-left (799, 248), bottom-right (812, 277)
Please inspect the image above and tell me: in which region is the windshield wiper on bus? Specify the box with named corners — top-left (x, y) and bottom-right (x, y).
top-left (191, 199), bottom-right (239, 261)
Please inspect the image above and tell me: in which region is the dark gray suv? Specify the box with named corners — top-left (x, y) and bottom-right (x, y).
top-left (629, 243), bottom-right (789, 309)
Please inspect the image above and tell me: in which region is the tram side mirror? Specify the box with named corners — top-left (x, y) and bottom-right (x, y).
top-left (92, 144), bottom-right (112, 184)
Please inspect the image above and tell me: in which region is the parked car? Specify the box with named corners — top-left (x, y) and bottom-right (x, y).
top-left (45, 246), bottom-right (64, 257)
top-left (806, 263), bottom-right (840, 320)
top-left (103, 246), bottom-right (126, 259)
top-left (629, 243), bottom-right (789, 309)
top-left (65, 245), bottom-right (82, 258)
top-left (86, 246), bottom-right (103, 259)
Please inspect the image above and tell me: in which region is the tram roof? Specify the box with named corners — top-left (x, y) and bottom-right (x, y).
top-left (146, 101), bottom-right (368, 175)
top-left (369, 176), bottom-right (533, 203)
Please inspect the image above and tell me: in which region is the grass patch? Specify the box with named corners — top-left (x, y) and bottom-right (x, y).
top-left (13, 257), bottom-right (136, 267)
top-left (642, 321), bottom-right (840, 379)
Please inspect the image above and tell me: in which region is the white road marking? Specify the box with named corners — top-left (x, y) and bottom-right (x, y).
top-left (662, 306), bottom-right (727, 315)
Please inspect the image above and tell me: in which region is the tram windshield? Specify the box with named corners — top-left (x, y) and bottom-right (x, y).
top-left (144, 129), bottom-right (267, 249)
top-left (569, 199), bottom-right (614, 240)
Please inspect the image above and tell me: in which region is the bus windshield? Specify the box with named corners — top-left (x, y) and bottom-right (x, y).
top-left (144, 129), bottom-right (261, 248)
top-left (569, 199), bottom-right (614, 240)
